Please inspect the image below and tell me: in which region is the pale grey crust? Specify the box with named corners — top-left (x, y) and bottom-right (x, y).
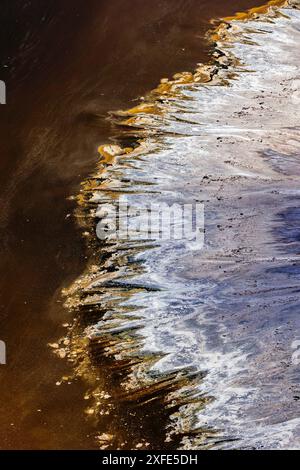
top-left (59, 1), bottom-right (300, 449)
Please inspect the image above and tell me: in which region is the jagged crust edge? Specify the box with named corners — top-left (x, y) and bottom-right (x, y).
top-left (56, 0), bottom-right (299, 450)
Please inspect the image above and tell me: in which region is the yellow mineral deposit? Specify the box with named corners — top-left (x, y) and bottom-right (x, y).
top-left (223, 0), bottom-right (288, 21)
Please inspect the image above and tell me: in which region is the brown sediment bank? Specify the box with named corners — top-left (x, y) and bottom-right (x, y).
top-left (0, 0), bottom-right (287, 450)
top-left (63, 0), bottom-right (300, 450)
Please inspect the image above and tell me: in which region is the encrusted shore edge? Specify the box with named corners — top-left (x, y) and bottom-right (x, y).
top-left (50, 0), bottom-right (299, 450)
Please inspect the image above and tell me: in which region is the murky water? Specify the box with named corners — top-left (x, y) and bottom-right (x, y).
top-left (0, 0), bottom-right (298, 450)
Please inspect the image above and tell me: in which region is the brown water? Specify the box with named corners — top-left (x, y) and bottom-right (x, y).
top-left (0, 0), bottom-right (269, 450)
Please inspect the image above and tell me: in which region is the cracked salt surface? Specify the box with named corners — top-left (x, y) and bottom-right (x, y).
top-left (68, 2), bottom-right (300, 449)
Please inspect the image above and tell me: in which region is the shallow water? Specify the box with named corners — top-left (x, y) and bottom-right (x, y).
top-left (0, 0), bottom-right (295, 450)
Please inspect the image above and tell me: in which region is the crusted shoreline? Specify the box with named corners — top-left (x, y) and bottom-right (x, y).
top-left (54, 0), bottom-right (300, 449)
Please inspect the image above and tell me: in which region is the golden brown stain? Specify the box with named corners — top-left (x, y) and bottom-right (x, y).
top-left (223, 0), bottom-right (288, 21)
